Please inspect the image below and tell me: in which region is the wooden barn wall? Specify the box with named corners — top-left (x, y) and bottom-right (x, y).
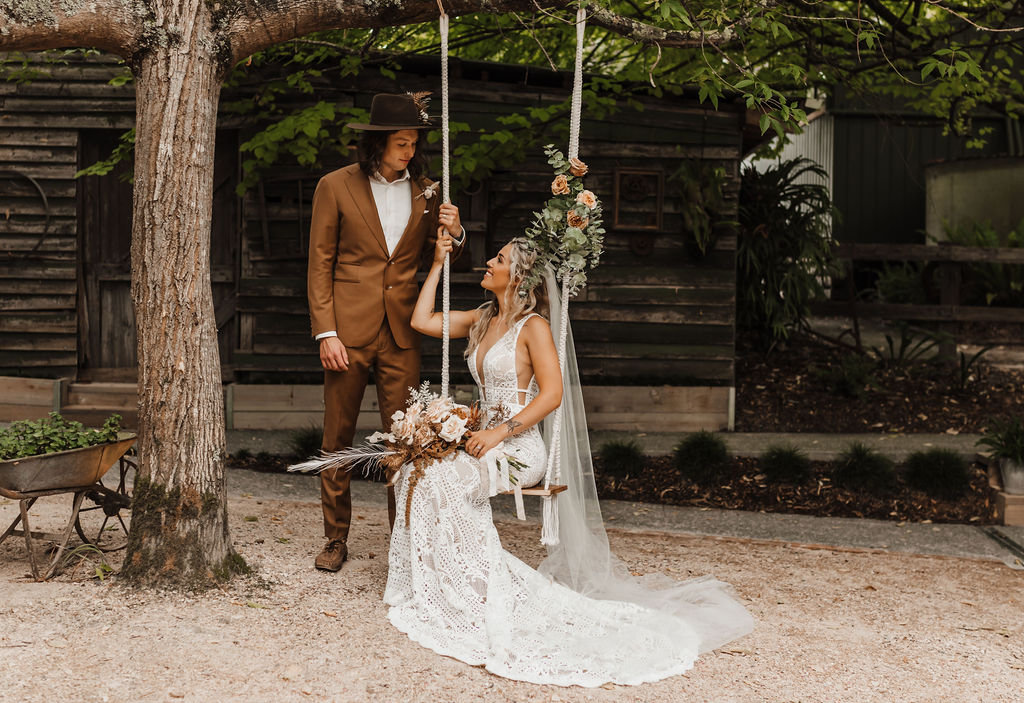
top-left (0, 54), bottom-right (133, 377)
top-left (233, 82), bottom-right (742, 387)
top-left (1, 52), bottom-right (742, 389)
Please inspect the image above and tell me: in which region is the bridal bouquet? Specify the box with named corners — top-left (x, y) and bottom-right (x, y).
top-left (289, 383), bottom-right (525, 521)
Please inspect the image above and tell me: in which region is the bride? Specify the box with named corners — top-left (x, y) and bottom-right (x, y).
top-left (385, 231), bottom-right (753, 687)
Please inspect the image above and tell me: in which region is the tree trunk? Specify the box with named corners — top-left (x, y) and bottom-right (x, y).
top-left (119, 6), bottom-right (245, 588)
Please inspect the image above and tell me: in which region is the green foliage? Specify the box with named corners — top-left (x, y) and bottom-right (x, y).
top-left (903, 449), bottom-right (972, 500)
top-left (737, 158), bottom-right (838, 349)
top-left (760, 443), bottom-right (812, 484)
top-left (0, 413), bottom-right (122, 461)
top-left (833, 443), bottom-right (897, 495)
top-left (522, 145), bottom-right (604, 296)
top-left (236, 102), bottom-right (366, 195)
top-left (674, 430), bottom-right (731, 486)
top-left (812, 354), bottom-right (878, 398)
top-left (74, 129), bottom-right (135, 182)
top-left (977, 417), bottom-right (1024, 465)
top-left (870, 323), bottom-right (942, 370)
top-left (874, 262), bottom-right (928, 305)
top-left (670, 161), bottom-right (733, 258)
top-left (598, 439), bottom-right (646, 480)
top-left (943, 219), bottom-right (1024, 307)
top-left (287, 425), bottom-right (324, 459)
top-left (956, 345), bottom-right (994, 392)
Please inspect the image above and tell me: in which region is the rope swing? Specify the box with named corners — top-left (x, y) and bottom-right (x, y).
top-left (435, 2), bottom-right (589, 546)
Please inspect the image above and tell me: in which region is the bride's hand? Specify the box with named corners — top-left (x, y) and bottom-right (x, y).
top-left (464, 428), bottom-right (505, 458)
top-left (432, 229), bottom-right (454, 267)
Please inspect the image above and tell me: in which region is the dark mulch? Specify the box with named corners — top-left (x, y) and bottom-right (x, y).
top-left (596, 455), bottom-right (999, 525)
top-left (735, 333), bottom-right (1024, 434)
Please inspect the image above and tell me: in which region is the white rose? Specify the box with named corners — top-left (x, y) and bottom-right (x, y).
top-left (390, 409), bottom-right (405, 424)
top-left (438, 414), bottom-right (469, 443)
top-left (367, 431), bottom-right (394, 444)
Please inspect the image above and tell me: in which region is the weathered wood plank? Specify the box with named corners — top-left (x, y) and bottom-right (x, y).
top-left (0, 146), bottom-right (77, 163)
top-left (0, 294), bottom-right (76, 311)
top-left (0, 333), bottom-right (76, 352)
top-left (836, 243), bottom-right (1024, 264)
top-left (0, 375), bottom-right (60, 406)
top-left (811, 301), bottom-right (1024, 323)
top-left (0, 311), bottom-right (76, 333)
top-left (0, 129), bottom-right (78, 147)
top-left (0, 280), bottom-right (77, 295)
top-left (0, 220), bottom-right (77, 236)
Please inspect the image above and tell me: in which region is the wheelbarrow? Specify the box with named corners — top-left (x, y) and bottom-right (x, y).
top-left (0, 432), bottom-right (136, 580)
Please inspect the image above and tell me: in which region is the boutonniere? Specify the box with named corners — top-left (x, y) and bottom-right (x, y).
top-left (417, 182), bottom-right (439, 201)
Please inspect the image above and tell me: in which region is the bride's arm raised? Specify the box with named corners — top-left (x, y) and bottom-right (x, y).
top-left (465, 316), bottom-right (563, 459)
top-left (411, 229), bottom-right (479, 339)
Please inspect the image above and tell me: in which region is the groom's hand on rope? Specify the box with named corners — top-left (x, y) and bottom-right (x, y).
top-left (438, 203), bottom-right (461, 238)
top-left (320, 337), bottom-right (349, 372)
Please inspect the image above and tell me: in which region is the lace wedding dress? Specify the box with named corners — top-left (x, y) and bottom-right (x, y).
top-left (384, 314), bottom-right (750, 687)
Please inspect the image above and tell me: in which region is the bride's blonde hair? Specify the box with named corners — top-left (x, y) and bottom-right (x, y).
top-left (465, 238), bottom-right (550, 358)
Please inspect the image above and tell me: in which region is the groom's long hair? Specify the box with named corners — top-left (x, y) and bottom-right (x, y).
top-left (356, 130), bottom-right (430, 182)
top-left (465, 238), bottom-right (551, 359)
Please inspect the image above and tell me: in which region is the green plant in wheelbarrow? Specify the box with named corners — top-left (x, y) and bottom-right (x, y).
top-left (976, 417), bottom-right (1024, 495)
top-left (0, 413), bottom-right (136, 579)
top-left (0, 412), bottom-right (122, 460)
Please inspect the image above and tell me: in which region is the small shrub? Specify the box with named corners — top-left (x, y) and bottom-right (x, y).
top-left (870, 323), bottom-right (942, 370)
top-left (760, 443), bottom-right (812, 484)
top-left (287, 425), bottom-right (323, 459)
top-left (598, 439), bottom-right (646, 480)
top-left (813, 354), bottom-right (877, 398)
top-left (254, 451), bottom-right (274, 465)
top-left (233, 448), bottom-right (252, 461)
top-left (833, 442), bottom-right (897, 494)
top-left (674, 431), bottom-right (731, 485)
top-left (904, 449), bottom-right (972, 500)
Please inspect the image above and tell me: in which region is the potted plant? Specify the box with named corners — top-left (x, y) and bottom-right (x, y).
top-left (977, 417), bottom-right (1024, 494)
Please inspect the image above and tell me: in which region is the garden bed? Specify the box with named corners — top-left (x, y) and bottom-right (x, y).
top-left (735, 332), bottom-right (1024, 434)
top-left (595, 455), bottom-right (998, 525)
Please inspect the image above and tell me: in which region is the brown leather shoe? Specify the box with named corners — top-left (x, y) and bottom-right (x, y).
top-left (315, 539), bottom-right (347, 571)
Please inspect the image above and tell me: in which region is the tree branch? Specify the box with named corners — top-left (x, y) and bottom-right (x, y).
top-left (226, 0), bottom-right (569, 66)
top-left (0, 0), bottom-right (138, 55)
top-left (582, 1), bottom-right (733, 48)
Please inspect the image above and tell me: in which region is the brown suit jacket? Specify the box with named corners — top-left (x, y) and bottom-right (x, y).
top-left (307, 163), bottom-right (454, 350)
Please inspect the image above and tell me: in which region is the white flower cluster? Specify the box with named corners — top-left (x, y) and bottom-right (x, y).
top-left (383, 387), bottom-right (470, 448)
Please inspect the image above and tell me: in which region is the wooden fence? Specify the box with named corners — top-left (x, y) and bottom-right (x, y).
top-left (811, 242), bottom-right (1024, 355)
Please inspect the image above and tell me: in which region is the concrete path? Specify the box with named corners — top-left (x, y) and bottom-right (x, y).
top-left (227, 468), bottom-right (1024, 571)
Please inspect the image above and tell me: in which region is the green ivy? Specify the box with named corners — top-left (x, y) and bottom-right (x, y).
top-left (0, 413), bottom-right (122, 461)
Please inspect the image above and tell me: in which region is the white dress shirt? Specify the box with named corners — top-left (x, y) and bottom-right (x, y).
top-left (315, 170), bottom-right (464, 342)
top-left (369, 169), bottom-right (413, 257)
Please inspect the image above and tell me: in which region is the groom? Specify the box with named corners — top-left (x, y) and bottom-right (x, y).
top-left (307, 93), bottom-right (465, 572)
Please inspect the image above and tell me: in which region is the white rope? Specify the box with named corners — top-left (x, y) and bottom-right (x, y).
top-left (567, 5), bottom-right (586, 161)
top-left (439, 6), bottom-right (452, 398)
top-left (543, 273), bottom-right (572, 490)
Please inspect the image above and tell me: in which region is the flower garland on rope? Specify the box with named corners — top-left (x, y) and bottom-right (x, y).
top-left (522, 145), bottom-right (605, 298)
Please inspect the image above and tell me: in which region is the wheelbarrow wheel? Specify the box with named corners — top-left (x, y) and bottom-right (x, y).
top-left (74, 455), bottom-right (133, 552)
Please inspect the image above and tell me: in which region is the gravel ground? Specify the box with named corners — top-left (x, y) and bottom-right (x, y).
top-left (2, 493), bottom-right (1022, 703)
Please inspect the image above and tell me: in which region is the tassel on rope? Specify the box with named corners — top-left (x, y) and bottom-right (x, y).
top-left (541, 495), bottom-right (559, 546)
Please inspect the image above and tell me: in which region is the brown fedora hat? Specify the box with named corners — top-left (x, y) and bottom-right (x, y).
top-left (345, 93), bottom-right (433, 131)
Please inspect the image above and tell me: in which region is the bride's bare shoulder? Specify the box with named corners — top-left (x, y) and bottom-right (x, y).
top-left (520, 315), bottom-right (555, 347)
